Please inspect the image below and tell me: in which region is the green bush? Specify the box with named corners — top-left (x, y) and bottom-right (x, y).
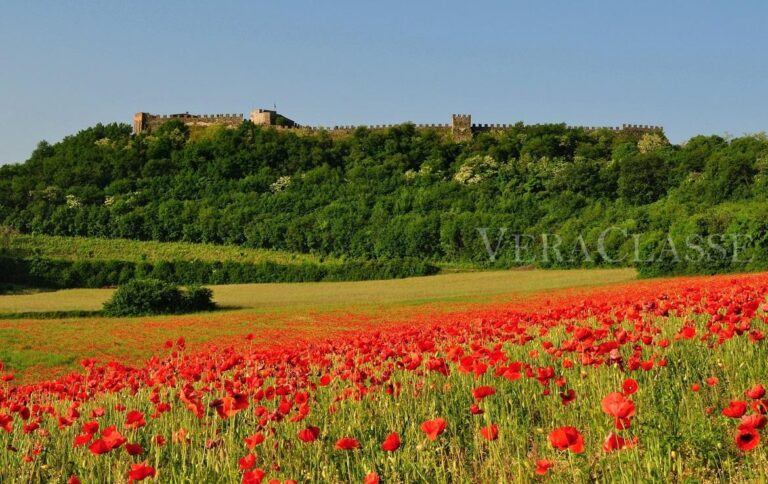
top-left (102, 279), bottom-right (216, 317)
top-left (183, 285), bottom-right (216, 312)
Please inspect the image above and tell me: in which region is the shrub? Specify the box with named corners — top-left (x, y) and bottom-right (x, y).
top-left (102, 279), bottom-right (215, 317)
top-left (182, 285), bottom-right (216, 312)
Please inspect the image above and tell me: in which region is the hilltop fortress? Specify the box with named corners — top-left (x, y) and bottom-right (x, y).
top-left (133, 109), bottom-right (662, 141)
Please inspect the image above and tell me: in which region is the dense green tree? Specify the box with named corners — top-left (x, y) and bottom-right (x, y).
top-left (617, 153), bottom-right (671, 205)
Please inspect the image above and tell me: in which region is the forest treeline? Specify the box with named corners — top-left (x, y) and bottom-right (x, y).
top-left (1, 120), bottom-right (767, 277)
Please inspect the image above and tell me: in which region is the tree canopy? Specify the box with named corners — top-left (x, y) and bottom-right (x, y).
top-left (1, 121), bottom-right (767, 275)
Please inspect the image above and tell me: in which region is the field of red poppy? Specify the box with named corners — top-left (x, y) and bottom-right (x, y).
top-left (1, 272), bottom-right (768, 483)
top-left (0, 268), bottom-right (634, 383)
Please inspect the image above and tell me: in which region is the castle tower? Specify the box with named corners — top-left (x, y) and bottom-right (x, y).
top-left (133, 112), bottom-right (148, 135)
top-left (250, 109), bottom-right (277, 126)
top-left (451, 114), bottom-right (472, 141)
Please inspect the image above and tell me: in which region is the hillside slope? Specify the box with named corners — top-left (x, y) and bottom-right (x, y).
top-left (0, 234), bottom-right (437, 289)
top-left (1, 121), bottom-right (767, 276)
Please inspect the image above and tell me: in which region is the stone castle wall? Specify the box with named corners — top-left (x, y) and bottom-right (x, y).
top-left (133, 112), bottom-right (244, 135)
top-left (133, 110), bottom-right (663, 140)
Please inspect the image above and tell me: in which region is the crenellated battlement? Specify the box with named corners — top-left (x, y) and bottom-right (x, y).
top-left (133, 112), bottom-right (244, 134)
top-left (133, 109), bottom-right (663, 140)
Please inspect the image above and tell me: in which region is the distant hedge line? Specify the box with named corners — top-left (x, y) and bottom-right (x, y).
top-left (0, 256), bottom-right (439, 288)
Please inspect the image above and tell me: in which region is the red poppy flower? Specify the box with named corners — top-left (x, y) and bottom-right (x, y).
top-left (559, 389), bottom-right (576, 406)
top-left (68, 476), bottom-right (81, 484)
top-left (88, 439), bottom-right (111, 455)
top-left (242, 468), bottom-right (266, 484)
top-left (381, 432), bottom-right (401, 452)
top-left (244, 432), bottom-right (265, 449)
top-left (745, 384), bottom-right (766, 400)
top-left (297, 426), bottom-right (320, 443)
top-left (614, 416), bottom-right (633, 430)
top-left (102, 426), bottom-right (127, 448)
top-left (17, 407), bottom-right (30, 421)
top-left (125, 443), bottom-right (144, 456)
top-left (364, 472), bottom-right (380, 484)
top-left (82, 421), bottom-right (99, 435)
top-left (470, 404), bottom-right (484, 415)
top-left (722, 401), bottom-right (748, 418)
top-left (73, 433), bottom-right (92, 447)
top-left (239, 453), bottom-right (257, 470)
top-left (0, 414), bottom-right (12, 433)
top-left (706, 376), bottom-right (719, 386)
top-left (58, 415), bottom-right (75, 429)
top-left (334, 437), bottom-right (360, 450)
top-left (678, 325), bottom-right (696, 339)
top-left (127, 462), bottom-right (156, 482)
top-left (214, 393), bottom-right (250, 418)
top-left (738, 414), bottom-right (767, 430)
top-left (88, 426), bottom-right (126, 455)
top-left (603, 432), bottom-right (638, 452)
top-left (601, 392), bottom-right (636, 419)
top-left (480, 424), bottom-right (499, 441)
top-left (420, 418), bottom-right (448, 441)
top-left (622, 378), bottom-right (638, 396)
top-left (534, 459), bottom-right (554, 475)
top-left (125, 411), bottom-right (146, 429)
top-left (735, 427), bottom-right (760, 451)
top-left (752, 399), bottom-right (768, 415)
top-left (472, 386), bottom-right (496, 401)
top-left (691, 384), bottom-right (701, 392)
top-left (548, 426), bottom-right (584, 453)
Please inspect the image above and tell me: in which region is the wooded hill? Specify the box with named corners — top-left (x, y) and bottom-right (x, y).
top-left (1, 120), bottom-right (767, 278)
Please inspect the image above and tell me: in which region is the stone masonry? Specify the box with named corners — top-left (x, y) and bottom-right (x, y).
top-left (133, 109), bottom-right (663, 140)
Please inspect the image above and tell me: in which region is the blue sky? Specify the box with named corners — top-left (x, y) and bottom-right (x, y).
top-left (1, 0), bottom-right (767, 164)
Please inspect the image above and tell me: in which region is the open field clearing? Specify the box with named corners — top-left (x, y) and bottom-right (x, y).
top-left (0, 289), bottom-right (109, 313)
top-left (0, 268), bottom-right (635, 383)
top-left (0, 267), bottom-right (636, 314)
top-left (0, 272), bottom-right (767, 482)
top-left (209, 267), bottom-right (636, 310)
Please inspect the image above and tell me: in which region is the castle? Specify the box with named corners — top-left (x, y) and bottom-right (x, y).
top-left (133, 109), bottom-right (662, 141)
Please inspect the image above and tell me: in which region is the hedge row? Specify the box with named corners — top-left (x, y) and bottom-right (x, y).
top-left (0, 256), bottom-right (439, 289)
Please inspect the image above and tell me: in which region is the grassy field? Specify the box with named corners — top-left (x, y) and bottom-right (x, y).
top-left (0, 267), bottom-right (635, 314)
top-left (6, 233), bottom-right (337, 265)
top-left (0, 268), bottom-right (636, 382)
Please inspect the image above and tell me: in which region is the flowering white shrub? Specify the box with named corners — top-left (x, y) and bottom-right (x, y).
top-left (65, 194), bottom-right (82, 209)
top-left (453, 155), bottom-right (499, 185)
top-left (271, 176), bottom-right (292, 193)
